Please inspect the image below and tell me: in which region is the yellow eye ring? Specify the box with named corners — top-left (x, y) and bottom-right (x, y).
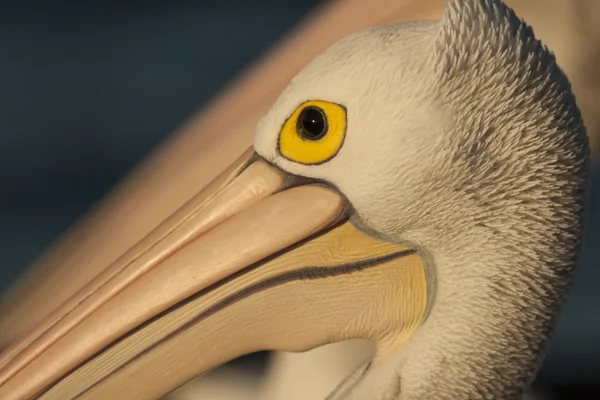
top-left (278, 100), bottom-right (347, 165)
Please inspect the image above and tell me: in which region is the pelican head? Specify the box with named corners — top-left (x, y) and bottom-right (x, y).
top-left (0, 0), bottom-right (589, 399)
top-left (255, 0), bottom-right (589, 397)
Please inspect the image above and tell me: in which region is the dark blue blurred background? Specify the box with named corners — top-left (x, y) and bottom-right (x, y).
top-left (0, 1), bottom-right (598, 397)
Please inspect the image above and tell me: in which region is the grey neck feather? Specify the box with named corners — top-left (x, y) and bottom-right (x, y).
top-left (341, 198), bottom-right (587, 399)
top-left (394, 243), bottom-right (582, 400)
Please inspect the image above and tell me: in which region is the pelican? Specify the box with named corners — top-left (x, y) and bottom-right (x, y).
top-left (0, 0), bottom-right (590, 398)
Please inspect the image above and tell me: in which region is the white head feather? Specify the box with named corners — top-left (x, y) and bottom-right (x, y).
top-left (255, 0), bottom-right (589, 398)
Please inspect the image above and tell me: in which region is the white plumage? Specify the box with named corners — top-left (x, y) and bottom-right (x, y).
top-left (254, 0), bottom-right (589, 398)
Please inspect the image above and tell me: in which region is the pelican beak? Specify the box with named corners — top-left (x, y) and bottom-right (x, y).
top-left (0, 148), bottom-right (428, 400)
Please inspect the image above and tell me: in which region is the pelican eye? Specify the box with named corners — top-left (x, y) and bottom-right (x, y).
top-left (297, 106), bottom-right (327, 140)
top-left (278, 100), bottom-right (347, 165)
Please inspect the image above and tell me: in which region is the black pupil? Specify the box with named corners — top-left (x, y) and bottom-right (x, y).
top-left (297, 107), bottom-right (327, 140)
